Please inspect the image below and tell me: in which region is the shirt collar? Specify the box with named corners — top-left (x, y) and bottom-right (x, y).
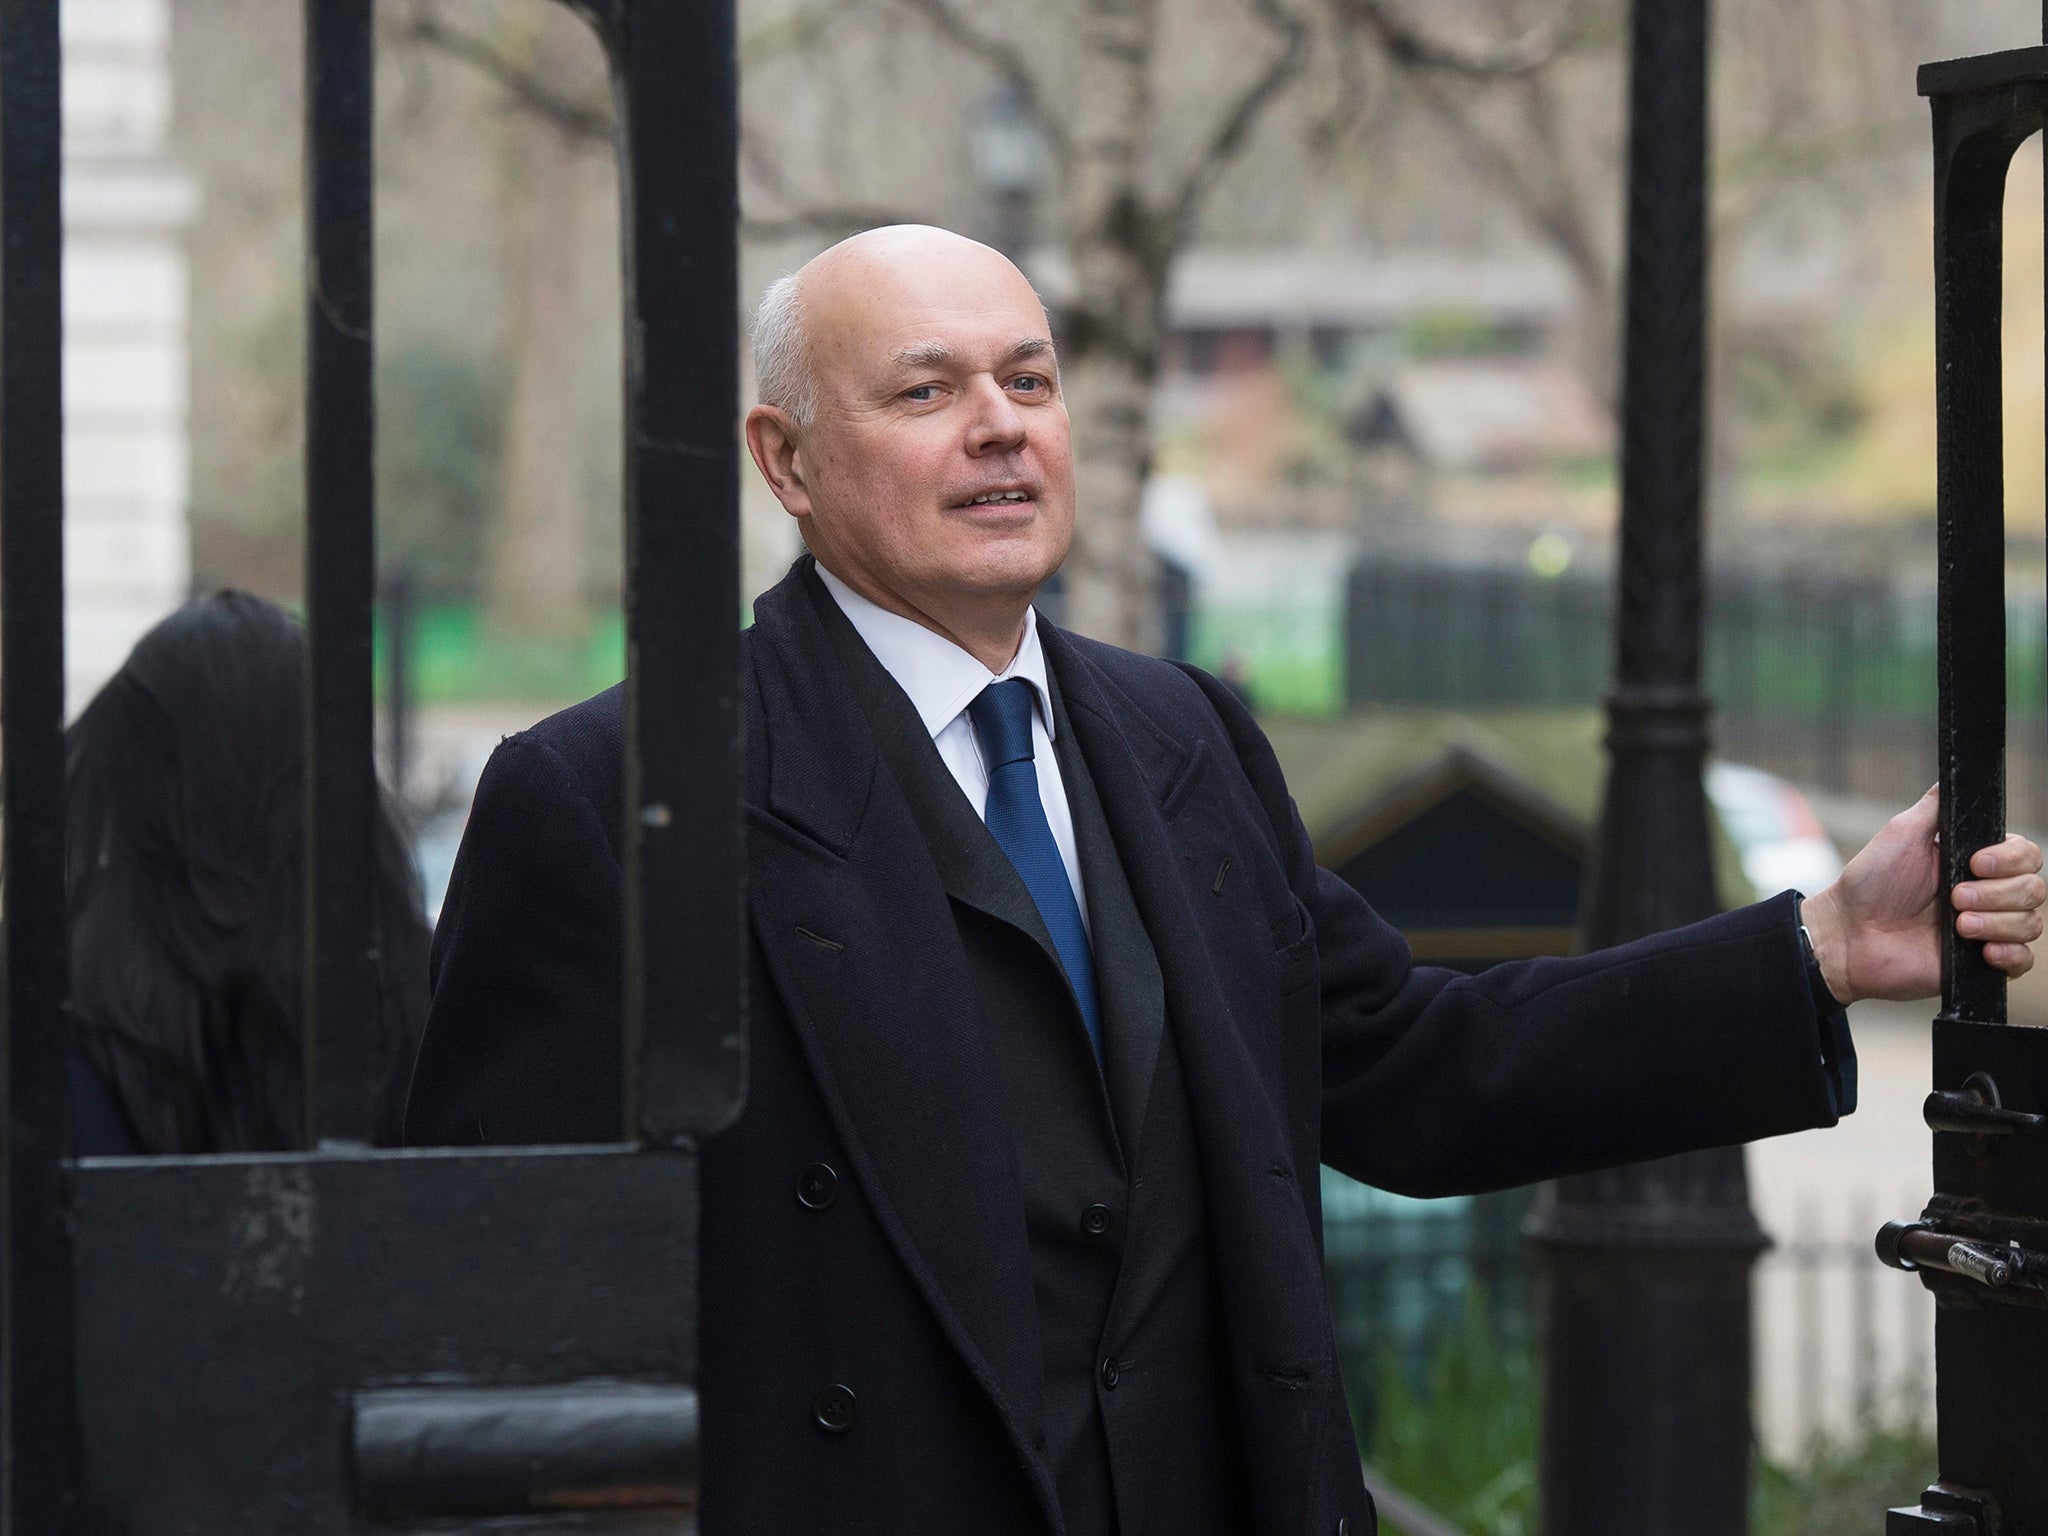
top-left (814, 561), bottom-right (1054, 743)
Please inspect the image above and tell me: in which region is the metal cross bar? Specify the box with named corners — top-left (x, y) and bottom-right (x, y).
top-left (303, 0), bottom-right (380, 1146)
top-left (0, 0), bottom-right (79, 1527)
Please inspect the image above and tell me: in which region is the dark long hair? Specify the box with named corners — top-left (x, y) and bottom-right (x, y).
top-left (66, 590), bottom-right (430, 1152)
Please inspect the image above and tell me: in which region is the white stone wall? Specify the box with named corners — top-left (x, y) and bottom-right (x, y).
top-left (60, 0), bottom-right (194, 716)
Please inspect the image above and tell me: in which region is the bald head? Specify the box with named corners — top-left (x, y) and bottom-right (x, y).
top-left (753, 226), bottom-right (1049, 429)
top-left (742, 223), bottom-right (1076, 671)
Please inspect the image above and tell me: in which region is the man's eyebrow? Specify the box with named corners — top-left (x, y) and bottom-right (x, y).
top-left (888, 336), bottom-right (1056, 370)
top-left (891, 340), bottom-right (954, 370)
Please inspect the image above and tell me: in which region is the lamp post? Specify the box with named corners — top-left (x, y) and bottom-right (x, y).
top-left (1526, 2), bottom-right (1767, 1532)
top-left (973, 82), bottom-right (1044, 261)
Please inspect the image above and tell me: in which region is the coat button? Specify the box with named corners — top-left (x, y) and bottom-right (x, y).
top-left (796, 1163), bottom-right (839, 1210)
top-left (813, 1383), bottom-right (856, 1433)
top-left (1080, 1203), bottom-right (1113, 1237)
top-left (1098, 1357), bottom-right (1120, 1390)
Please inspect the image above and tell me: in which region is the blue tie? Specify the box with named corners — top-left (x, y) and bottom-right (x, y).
top-left (967, 679), bottom-right (1102, 1060)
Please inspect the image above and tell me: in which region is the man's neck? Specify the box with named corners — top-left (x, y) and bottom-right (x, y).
top-left (814, 557), bottom-right (1032, 673)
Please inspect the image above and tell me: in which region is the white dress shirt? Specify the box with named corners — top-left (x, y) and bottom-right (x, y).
top-left (815, 563), bottom-right (1089, 933)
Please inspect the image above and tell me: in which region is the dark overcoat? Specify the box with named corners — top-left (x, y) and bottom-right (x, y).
top-left (405, 559), bottom-right (1846, 1536)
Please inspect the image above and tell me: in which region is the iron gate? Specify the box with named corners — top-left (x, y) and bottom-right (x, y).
top-left (0, 0), bottom-right (744, 1529)
top-left (1879, 28), bottom-right (2048, 1536)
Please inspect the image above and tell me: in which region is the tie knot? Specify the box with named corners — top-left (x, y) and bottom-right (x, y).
top-left (968, 678), bottom-right (1037, 771)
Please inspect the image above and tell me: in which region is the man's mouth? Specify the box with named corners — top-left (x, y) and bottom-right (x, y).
top-left (955, 488), bottom-right (1033, 508)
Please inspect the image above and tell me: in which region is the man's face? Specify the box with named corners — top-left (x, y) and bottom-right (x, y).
top-left (778, 239), bottom-right (1074, 612)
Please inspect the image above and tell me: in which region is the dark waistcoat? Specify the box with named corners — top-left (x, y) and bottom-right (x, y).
top-left (809, 578), bottom-right (1253, 1536)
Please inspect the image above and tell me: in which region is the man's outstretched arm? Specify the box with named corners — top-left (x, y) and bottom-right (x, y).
top-left (1176, 663), bottom-right (2043, 1198)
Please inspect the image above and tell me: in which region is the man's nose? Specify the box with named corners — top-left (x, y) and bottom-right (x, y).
top-left (963, 378), bottom-right (1027, 455)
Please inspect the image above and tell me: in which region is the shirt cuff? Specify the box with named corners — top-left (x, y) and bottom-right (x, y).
top-left (1792, 892), bottom-right (1858, 1118)
top-left (1817, 992), bottom-right (1858, 1119)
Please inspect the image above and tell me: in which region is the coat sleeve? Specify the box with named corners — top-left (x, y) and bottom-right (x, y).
top-left (1172, 665), bottom-right (1846, 1199)
top-left (402, 733), bottom-right (624, 1146)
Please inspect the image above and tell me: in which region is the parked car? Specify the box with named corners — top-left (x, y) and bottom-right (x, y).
top-left (1705, 761), bottom-right (1845, 900)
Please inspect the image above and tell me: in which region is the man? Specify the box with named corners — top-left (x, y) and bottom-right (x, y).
top-left (406, 226), bottom-right (2045, 1535)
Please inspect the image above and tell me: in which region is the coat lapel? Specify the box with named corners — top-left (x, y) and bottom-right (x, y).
top-left (1048, 685), bottom-right (1163, 1158)
top-left (804, 570), bottom-right (1133, 1154)
top-left (1042, 623), bottom-right (1337, 1536)
top-left (745, 567), bottom-right (1061, 1527)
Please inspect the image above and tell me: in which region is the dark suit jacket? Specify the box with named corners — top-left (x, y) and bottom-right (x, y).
top-left (406, 558), bottom-right (1846, 1536)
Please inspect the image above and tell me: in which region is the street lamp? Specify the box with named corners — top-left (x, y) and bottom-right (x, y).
top-left (1525, 1), bottom-right (1768, 1532)
top-left (973, 82), bottom-right (1045, 260)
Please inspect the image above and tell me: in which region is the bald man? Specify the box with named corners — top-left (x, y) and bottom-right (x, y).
top-left (406, 226), bottom-right (2045, 1536)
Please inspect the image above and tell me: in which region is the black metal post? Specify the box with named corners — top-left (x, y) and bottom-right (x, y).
top-left (0, 0), bottom-right (77, 1527)
top-left (598, 0), bottom-right (746, 1146)
top-left (1527, 3), bottom-right (1768, 1533)
top-left (303, 0), bottom-right (379, 1146)
top-left (1874, 39), bottom-right (2048, 1532)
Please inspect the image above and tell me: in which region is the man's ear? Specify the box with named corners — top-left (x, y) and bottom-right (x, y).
top-left (744, 405), bottom-right (811, 516)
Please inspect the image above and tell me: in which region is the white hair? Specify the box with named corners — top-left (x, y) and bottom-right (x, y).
top-left (752, 271), bottom-right (816, 429)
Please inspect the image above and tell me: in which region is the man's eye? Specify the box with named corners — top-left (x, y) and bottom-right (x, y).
top-left (1010, 374), bottom-right (1045, 394)
top-left (904, 385), bottom-right (939, 403)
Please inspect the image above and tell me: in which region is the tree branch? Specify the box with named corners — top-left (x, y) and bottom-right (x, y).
top-left (739, 136), bottom-right (923, 243)
top-left (1387, 55), bottom-right (1616, 381)
top-left (1167, 0), bottom-right (1314, 238)
top-left (393, 3), bottom-right (614, 143)
top-left (741, 208), bottom-right (926, 241)
top-left (1339, 0), bottom-right (1562, 78)
top-left (739, 0), bottom-right (864, 70)
top-left (885, 0), bottom-right (1070, 160)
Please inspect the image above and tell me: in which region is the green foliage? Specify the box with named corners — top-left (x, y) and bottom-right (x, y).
top-left (1754, 1427), bottom-right (1936, 1536)
top-left (1362, 1290), bottom-right (1538, 1536)
top-left (374, 603), bottom-right (624, 704)
top-left (377, 343), bottom-right (503, 601)
top-left (1731, 324), bottom-right (1868, 481)
top-left (1399, 309), bottom-right (1529, 361)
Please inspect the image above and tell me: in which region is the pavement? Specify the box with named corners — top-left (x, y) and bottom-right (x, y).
top-left (1749, 1000), bottom-right (1940, 1459)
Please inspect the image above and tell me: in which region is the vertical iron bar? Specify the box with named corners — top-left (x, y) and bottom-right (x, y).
top-left (303, 0), bottom-right (379, 1144)
top-left (0, 0), bottom-right (77, 1525)
top-left (1823, 579), bottom-right (1853, 795)
top-left (611, 0), bottom-right (746, 1144)
top-left (1852, 1197), bottom-right (1876, 1427)
top-left (1529, 4), bottom-right (1767, 1534)
top-left (1931, 92), bottom-right (2010, 1027)
top-left (1797, 1211), bottom-right (1821, 1450)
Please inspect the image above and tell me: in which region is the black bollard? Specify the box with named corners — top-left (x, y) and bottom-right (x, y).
top-left (1526, 3), bottom-right (1769, 1533)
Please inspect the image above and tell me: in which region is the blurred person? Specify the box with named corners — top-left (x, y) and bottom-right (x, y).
top-left (408, 227), bottom-right (2044, 1536)
top-left (67, 590), bottom-right (430, 1155)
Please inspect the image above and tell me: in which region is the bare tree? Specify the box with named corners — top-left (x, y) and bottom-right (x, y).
top-left (403, 0), bottom-right (1563, 651)
top-left (391, 2), bottom-right (613, 641)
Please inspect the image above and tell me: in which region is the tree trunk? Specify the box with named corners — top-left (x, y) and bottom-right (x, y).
top-left (1054, 0), bottom-right (1164, 653)
top-left (482, 14), bottom-right (596, 641)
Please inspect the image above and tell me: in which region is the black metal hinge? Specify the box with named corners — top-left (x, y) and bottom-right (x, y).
top-left (1889, 1485), bottom-right (2003, 1536)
